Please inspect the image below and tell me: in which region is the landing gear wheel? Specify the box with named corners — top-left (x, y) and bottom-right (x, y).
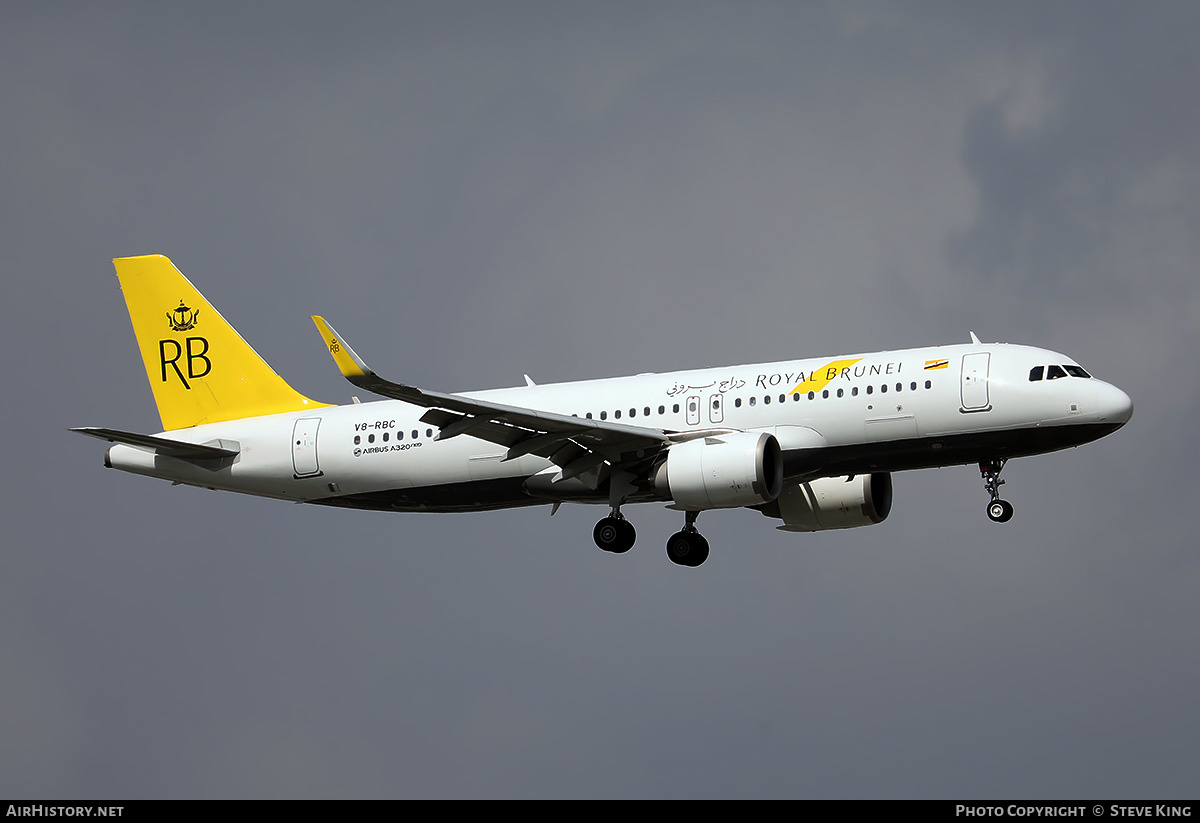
top-left (593, 516), bottom-right (636, 553)
top-left (666, 530), bottom-right (710, 567)
top-left (612, 518), bottom-right (635, 553)
top-left (987, 499), bottom-right (1014, 523)
top-left (979, 459), bottom-right (1014, 524)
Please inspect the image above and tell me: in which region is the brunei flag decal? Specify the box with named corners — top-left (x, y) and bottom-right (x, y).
top-left (924, 359), bottom-right (950, 370)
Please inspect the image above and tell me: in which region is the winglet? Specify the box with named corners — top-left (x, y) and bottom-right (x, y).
top-left (309, 316), bottom-right (430, 405)
top-left (311, 316), bottom-right (375, 379)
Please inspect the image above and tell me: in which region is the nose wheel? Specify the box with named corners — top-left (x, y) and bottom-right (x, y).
top-left (980, 459), bottom-right (1014, 523)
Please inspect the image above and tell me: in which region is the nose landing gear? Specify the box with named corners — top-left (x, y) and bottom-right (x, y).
top-left (980, 459), bottom-right (1014, 523)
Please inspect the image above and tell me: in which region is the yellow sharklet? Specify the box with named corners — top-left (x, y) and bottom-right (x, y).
top-left (310, 315), bottom-right (371, 378)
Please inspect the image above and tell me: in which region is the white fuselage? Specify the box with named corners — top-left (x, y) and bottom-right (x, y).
top-left (104, 342), bottom-right (1133, 512)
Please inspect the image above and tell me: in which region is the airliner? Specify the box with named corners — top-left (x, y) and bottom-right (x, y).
top-left (74, 255), bottom-right (1133, 567)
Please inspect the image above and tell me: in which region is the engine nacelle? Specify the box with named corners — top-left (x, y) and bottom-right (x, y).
top-left (654, 431), bottom-right (783, 510)
top-left (759, 473), bottom-right (893, 532)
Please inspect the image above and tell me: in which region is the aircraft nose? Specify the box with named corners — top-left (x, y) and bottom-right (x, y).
top-left (1098, 383), bottom-right (1133, 426)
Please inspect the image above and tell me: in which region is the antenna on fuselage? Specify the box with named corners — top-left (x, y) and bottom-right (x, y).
top-left (969, 331), bottom-right (982, 344)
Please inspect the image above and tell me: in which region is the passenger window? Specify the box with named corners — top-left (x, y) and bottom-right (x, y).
top-left (628, 408), bottom-right (635, 417)
top-left (808, 391), bottom-right (815, 400)
top-left (1047, 365), bottom-right (1067, 380)
top-left (852, 387), bottom-right (859, 397)
top-left (672, 404), bottom-right (680, 413)
top-left (793, 393), bottom-right (800, 401)
top-left (910, 382), bottom-right (917, 391)
top-left (644, 407), bottom-right (651, 416)
top-left (382, 432), bottom-right (389, 442)
top-left (734, 398), bottom-right (742, 408)
top-left (749, 397), bottom-right (756, 406)
top-left (881, 384), bottom-right (887, 393)
top-left (658, 405), bottom-right (665, 414)
top-left (1029, 366), bottom-right (1044, 381)
top-left (614, 410), bottom-right (621, 419)
top-left (837, 388), bottom-right (844, 398)
top-left (896, 383), bottom-right (902, 392)
top-left (368, 434), bottom-right (375, 443)
top-left (600, 411), bottom-right (607, 420)
top-left (427, 429), bottom-right (433, 437)
top-left (764, 395), bottom-right (771, 404)
top-left (412, 430), bottom-right (418, 439)
top-left (924, 380), bottom-right (931, 389)
top-left (821, 390), bottom-right (829, 399)
top-left (866, 385), bottom-right (873, 395)
top-left (779, 394), bottom-right (786, 404)
top-left (354, 435), bottom-right (360, 445)
top-left (586, 412), bottom-right (592, 419)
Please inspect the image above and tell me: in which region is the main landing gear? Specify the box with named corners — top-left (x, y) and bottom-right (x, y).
top-left (666, 510), bottom-right (709, 568)
top-left (980, 459), bottom-right (1014, 523)
top-left (590, 509), bottom-right (711, 567)
top-left (593, 510), bottom-right (636, 554)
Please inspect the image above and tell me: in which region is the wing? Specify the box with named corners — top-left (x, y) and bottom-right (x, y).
top-left (311, 316), bottom-right (674, 483)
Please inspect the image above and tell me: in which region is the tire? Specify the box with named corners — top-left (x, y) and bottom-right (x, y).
top-left (987, 499), bottom-right (1014, 523)
top-left (593, 517), bottom-right (621, 551)
top-left (594, 516), bottom-right (636, 552)
top-left (666, 531), bottom-right (709, 567)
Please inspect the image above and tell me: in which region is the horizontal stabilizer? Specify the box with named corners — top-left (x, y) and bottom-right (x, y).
top-left (70, 427), bottom-right (239, 460)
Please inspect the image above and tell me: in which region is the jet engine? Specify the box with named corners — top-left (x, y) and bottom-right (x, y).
top-left (654, 431), bottom-right (783, 509)
top-left (758, 473), bottom-right (892, 531)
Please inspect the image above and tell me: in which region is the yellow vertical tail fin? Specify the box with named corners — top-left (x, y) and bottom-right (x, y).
top-left (113, 254), bottom-right (329, 430)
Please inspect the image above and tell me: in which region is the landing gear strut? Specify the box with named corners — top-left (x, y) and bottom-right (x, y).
top-left (593, 470), bottom-right (638, 554)
top-left (666, 510), bottom-right (709, 567)
top-left (980, 459), bottom-right (1014, 523)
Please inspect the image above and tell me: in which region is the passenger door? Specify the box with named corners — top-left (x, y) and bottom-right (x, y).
top-left (960, 353), bottom-right (991, 412)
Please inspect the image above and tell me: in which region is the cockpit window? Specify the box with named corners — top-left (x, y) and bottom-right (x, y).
top-left (1064, 365), bottom-right (1091, 378)
top-left (1029, 366), bottom-right (1044, 382)
top-left (1046, 365), bottom-right (1067, 380)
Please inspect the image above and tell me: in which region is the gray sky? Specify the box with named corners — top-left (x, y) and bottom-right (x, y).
top-left (2, 1), bottom-right (1197, 799)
